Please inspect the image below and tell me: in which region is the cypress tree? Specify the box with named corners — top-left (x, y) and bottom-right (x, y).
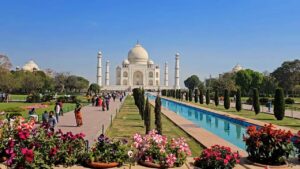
top-left (185, 91), bottom-right (189, 101)
top-left (199, 90), bottom-right (204, 104)
top-left (252, 88), bottom-right (260, 114)
top-left (206, 89), bottom-right (210, 105)
top-left (214, 90), bottom-right (219, 106)
top-left (155, 95), bottom-right (162, 134)
top-left (236, 89), bottom-right (242, 112)
top-left (274, 88), bottom-right (285, 120)
top-left (189, 89), bottom-right (193, 102)
top-left (144, 97), bottom-right (151, 134)
top-left (224, 89), bottom-right (230, 109)
top-left (194, 89), bottom-right (199, 103)
top-left (139, 88), bottom-right (145, 120)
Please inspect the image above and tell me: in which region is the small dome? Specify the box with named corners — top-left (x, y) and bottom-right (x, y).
top-left (123, 59), bottom-right (130, 65)
top-left (22, 60), bottom-right (40, 72)
top-left (98, 51), bottom-right (102, 56)
top-left (128, 43), bottom-right (149, 65)
top-left (232, 64), bottom-right (243, 73)
top-left (148, 59), bottom-right (154, 65)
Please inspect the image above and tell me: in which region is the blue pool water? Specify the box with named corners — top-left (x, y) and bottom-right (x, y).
top-left (148, 94), bottom-right (259, 150)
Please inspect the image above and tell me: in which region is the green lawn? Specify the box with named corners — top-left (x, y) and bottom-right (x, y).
top-left (178, 99), bottom-right (300, 130)
top-left (106, 96), bottom-right (203, 157)
top-left (0, 102), bottom-right (78, 121)
top-left (10, 94), bottom-right (27, 101)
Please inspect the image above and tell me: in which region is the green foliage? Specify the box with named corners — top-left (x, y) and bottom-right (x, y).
top-left (88, 83), bottom-right (100, 95)
top-left (214, 90), bottom-right (219, 106)
top-left (184, 75), bottom-right (201, 90)
top-left (274, 88), bottom-right (285, 120)
top-left (252, 88), bottom-right (260, 114)
top-left (205, 89), bottom-right (210, 105)
top-left (271, 59), bottom-right (300, 93)
top-left (188, 89), bottom-right (193, 102)
top-left (6, 112), bottom-right (22, 119)
top-left (236, 89), bottom-right (242, 112)
top-left (26, 93), bottom-right (41, 103)
top-left (154, 95), bottom-right (162, 135)
top-left (224, 89), bottom-right (230, 109)
top-left (185, 91), bottom-right (189, 101)
top-left (199, 90), bottom-right (204, 104)
top-left (235, 69), bottom-right (263, 96)
top-left (285, 98), bottom-right (295, 104)
top-left (194, 89), bottom-right (199, 103)
top-left (144, 97), bottom-right (151, 134)
top-left (3, 106), bottom-right (25, 113)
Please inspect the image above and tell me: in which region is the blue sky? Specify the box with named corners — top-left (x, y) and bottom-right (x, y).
top-left (0, 0), bottom-right (299, 86)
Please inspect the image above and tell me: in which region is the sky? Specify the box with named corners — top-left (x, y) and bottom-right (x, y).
top-left (0, 0), bottom-right (299, 87)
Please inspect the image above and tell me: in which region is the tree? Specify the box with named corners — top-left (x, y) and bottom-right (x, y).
top-left (271, 59), bottom-right (300, 94)
top-left (88, 83), bottom-right (100, 95)
top-left (235, 69), bottom-right (263, 96)
top-left (54, 72), bottom-right (69, 93)
top-left (189, 89), bottom-right (193, 102)
top-left (140, 88), bottom-right (145, 120)
top-left (206, 89), bottom-right (210, 105)
top-left (224, 89), bottom-right (230, 109)
top-left (214, 90), bottom-right (219, 106)
top-left (144, 97), bottom-right (151, 134)
top-left (194, 89), bottom-right (199, 103)
top-left (260, 75), bottom-right (278, 97)
top-left (155, 95), bottom-right (162, 134)
top-left (274, 88), bottom-right (285, 120)
top-left (236, 89), bottom-right (242, 112)
top-left (0, 68), bottom-right (15, 93)
top-left (0, 54), bottom-right (12, 70)
top-left (252, 88), bottom-right (260, 114)
top-left (20, 72), bottom-right (44, 94)
top-left (184, 75), bottom-right (201, 90)
top-left (199, 90), bottom-right (204, 104)
top-left (185, 91), bottom-right (189, 101)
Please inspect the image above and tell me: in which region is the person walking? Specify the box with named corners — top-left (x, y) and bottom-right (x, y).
top-left (28, 108), bottom-right (38, 122)
top-left (105, 94), bottom-right (110, 111)
top-left (102, 97), bottom-right (106, 111)
top-left (74, 103), bottom-right (83, 126)
top-left (54, 102), bottom-right (61, 123)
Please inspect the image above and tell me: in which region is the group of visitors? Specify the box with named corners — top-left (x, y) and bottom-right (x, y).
top-left (0, 93), bottom-right (9, 102)
top-left (91, 91), bottom-right (126, 111)
top-left (40, 100), bottom-right (64, 131)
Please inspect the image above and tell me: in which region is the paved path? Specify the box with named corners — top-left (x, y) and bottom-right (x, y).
top-left (56, 99), bottom-right (124, 145)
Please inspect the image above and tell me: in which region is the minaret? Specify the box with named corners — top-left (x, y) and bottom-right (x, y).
top-left (97, 51), bottom-right (102, 86)
top-left (174, 53), bottom-right (180, 89)
top-left (164, 62), bottom-right (169, 87)
top-left (105, 60), bottom-right (110, 86)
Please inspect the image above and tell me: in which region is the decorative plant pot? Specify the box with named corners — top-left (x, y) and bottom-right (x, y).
top-left (246, 159), bottom-right (289, 169)
top-left (138, 160), bottom-right (162, 168)
top-left (87, 161), bottom-right (119, 168)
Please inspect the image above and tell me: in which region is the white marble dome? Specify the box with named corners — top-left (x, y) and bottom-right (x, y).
top-left (148, 59), bottom-right (154, 65)
top-left (128, 43), bottom-right (149, 65)
top-left (232, 64), bottom-right (243, 73)
top-left (22, 60), bottom-right (40, 72)
top-left (123, 59), bottom-right (130, 65)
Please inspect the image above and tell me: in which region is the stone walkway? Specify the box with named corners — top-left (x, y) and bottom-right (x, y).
top-left (57, 99), bottom-right (124, 145)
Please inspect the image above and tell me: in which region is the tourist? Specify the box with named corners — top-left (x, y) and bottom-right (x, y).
top-left (98, 96), bottom-right (102, 107)
top-left (112, 93), bottom-right (116, 102)
top-left (42, 111), bottom-right (49, 124)
top-left (54, 102), bottom-right (61, 123)
top-left (58, 100), bottom-right (64, 116)
top-left (102, 97), bottom-right (106, 111)
top-left (28, 108), bottom-right (38, 122)
top-left (92, 95), bottom-right (96, 106)
top-left (48, 111), bottom-right (57, 132)
top-left (105, 94), bottom-right (110, 111)
top-left (95, 96), bottom-right (99, 106)
top-left (74, 102), bottom-right (83, 126)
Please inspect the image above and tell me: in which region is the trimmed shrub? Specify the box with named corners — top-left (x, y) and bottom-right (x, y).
top-left (144, 97), bottom-right (151, 134)
top-left (185, 91), bottom-right (189, 101)
top-left (206, 89), bottom-right (210, 105)
top-left (285, 98), bottom-right (295, 104)
top-left (236, 89), bottom-right (242, 112)
top-left (224, 89), bottom-right (230, 109)
top-left (274, 88), bottom-right (285, 120)
top-left (26, 94), bottom-right (41, 103)
top-left (155, 95), bottom-right (162, 135)
top-left (194, 89), bottom-right (199, 103)
top-left (189, 89), bottom-right (193, 102)
top-left (252, 88), bottom-right (260, 114)
top-left (214, 90), bottom-right (219, 106)
top-left (199, 90), bottom-right (204, 104)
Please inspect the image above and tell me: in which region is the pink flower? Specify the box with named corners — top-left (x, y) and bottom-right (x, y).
top-left (166, 153), bottom-right (177, 167)
top-left (224, 159), bottom-right (229, 165)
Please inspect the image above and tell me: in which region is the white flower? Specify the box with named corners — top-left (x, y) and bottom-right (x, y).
top-left (128, 150), bottom-right (134, 158)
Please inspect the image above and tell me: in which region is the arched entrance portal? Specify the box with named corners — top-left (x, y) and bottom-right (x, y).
top-left (133, 71), bottom-right (143, 85)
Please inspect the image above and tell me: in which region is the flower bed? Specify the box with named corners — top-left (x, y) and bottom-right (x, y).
top-left (243, 124), bottom-right (293, 165)
top-left (194, 145), bottom-right (240, 169)
top-left (0, 119), bottom-right (86, 169)
top-left (133, 130), bottom-right (191, 168)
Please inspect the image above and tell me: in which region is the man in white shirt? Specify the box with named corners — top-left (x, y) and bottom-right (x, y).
top-left (55, 102), bottom-right (61, 123)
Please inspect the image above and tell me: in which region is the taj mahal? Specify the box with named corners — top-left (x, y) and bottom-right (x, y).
top-left (96, 42), bottom-right (180, 91)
